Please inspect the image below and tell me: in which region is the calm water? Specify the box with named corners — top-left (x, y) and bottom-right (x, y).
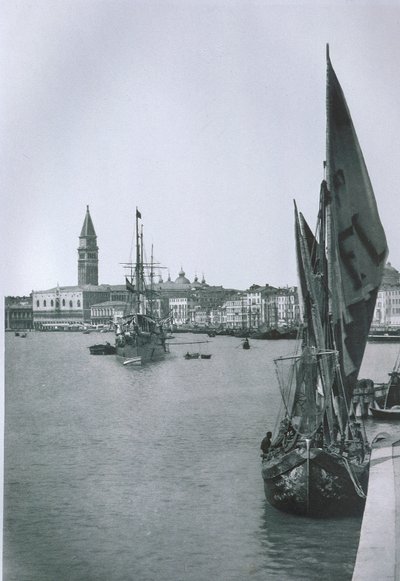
top-left (4, 332), bottom-right (396, 581)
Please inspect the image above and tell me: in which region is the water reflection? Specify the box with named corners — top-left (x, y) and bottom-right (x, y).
top-left (256, 499), bottom-right (362, 581)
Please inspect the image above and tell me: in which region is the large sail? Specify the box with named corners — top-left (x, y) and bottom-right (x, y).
top-left (325, 47), bottom-right (388, 392)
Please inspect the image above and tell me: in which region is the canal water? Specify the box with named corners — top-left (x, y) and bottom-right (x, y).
top-left (4, 333), bottom-right (398, 581)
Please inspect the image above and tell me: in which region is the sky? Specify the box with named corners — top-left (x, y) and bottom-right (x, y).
top-left (2, 1), bottom-right (400, 297)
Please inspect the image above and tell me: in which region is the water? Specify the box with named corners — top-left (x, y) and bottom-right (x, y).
top-left (5, 332), bottom-right (391, 581)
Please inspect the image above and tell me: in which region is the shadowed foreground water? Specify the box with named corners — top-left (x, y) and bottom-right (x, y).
top-left (5, 332), bottom-right (390, 580)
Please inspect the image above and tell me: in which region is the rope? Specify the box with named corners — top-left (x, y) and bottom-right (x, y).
top-left (342, 456), bottom-right (367, 499)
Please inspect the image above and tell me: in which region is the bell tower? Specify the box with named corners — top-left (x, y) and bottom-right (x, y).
top-left (78, 205), bottom-right (98, 285)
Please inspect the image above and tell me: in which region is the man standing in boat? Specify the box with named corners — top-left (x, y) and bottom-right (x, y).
top-left (260, 432), bottom-right (272, 455)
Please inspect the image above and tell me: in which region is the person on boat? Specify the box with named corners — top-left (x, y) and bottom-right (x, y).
top-left (314, 424), bottom-right (324, 448)
top-left (260, 432), bottom-right (272, 455)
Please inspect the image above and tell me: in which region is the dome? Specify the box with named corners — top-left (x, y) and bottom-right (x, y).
top-left (175, 268), bottom-right (191, 285)
top-left (383, 262), bottom-right (400, 285)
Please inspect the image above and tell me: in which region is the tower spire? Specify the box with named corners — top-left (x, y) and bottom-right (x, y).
top-left (78, 206), bottom-right (99, 285)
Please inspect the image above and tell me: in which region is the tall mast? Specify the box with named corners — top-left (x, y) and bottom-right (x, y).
top-left (325, 44), bottom-right (334, 328)
top-left (135, 208), bottom-right (141, 313)
top-left (150, 243), bottom-right (154, 318)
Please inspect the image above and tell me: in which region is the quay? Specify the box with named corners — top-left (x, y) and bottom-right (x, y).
top-left (352, 433), bottom-right (400, 580)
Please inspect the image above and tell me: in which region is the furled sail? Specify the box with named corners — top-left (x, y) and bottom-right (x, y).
top-left (325, 46), bottom-right (388, 396)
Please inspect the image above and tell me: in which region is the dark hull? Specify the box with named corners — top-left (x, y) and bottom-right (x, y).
top-left (368, 334), bottom-right (400, 343)
top-left (115, 335), bottom-right (168, 363)
top-left (370, 406), bottom-right (400, 420)
top-left (262, 447), bottom-right (368, 517)
top-left (89, 343), bottom-right (116, 355)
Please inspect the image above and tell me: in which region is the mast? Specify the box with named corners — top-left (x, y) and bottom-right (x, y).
top-left (135, 208), bottom-right (141, 314)
top-left (325, 44), bottom-right (334, 331)
top-left (150, 243), bottom-right (154, 318)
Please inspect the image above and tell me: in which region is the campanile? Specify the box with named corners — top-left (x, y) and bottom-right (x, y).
top-left (78, 205), bottom-right (99, 285)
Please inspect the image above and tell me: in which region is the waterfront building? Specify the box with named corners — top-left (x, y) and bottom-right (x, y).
top-left (5, 296), bottom-right (33, 331)
top-left (169, 296), bottom-right (195, 326)
top-left (90, 301), bottom-right (127, 326)
top-left (210, 306), bottom-right (225, 327)
top-left (226, 284), bottom-right (300, 331)
top-left (373, 263), bottom-right (400, 328)
top-left (32, 284), bottom-right (111, 329)
top-left (274, 286), bottom-right (300, 327)
top-left (31, 207), bottom-right (114, 329)
top-left (224, 294), bottom-right (248, 329)
top-left (191, 306), bottom-right (209, 326)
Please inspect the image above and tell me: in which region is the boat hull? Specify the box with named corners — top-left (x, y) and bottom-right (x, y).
top-left (369, 406), bottom-right (400, 420)
top-left (89, 343), bottom-right (116, 355)
top-left (262, 447), bottom-right (368, 517)
top-left (368, 334), bottom-right (400, 343)
top-left (115, 335), bottom-right (168, 363)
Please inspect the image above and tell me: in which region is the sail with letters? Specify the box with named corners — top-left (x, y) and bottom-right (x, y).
top-left (261, 46), bottom-right (388, 516)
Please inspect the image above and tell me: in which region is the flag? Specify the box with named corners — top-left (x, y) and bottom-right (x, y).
top-left (136, 209), bottom-right (141, 219)
top-left (126, 277), bottom-right (135, 293)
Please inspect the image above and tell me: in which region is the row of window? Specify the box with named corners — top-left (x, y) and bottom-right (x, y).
top-left (92, 308), bottom-right (113, 316)
top-left (36, 299), bottom-right (81, 308)
top-left (10, 312), bottom-right (31, 318)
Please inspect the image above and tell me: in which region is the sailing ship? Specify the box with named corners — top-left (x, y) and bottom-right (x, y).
top-left (115, 209), bottom-right (169, 365)
top-left (370, 351), bottom-right (400, 419)
top-left (261, 47), bottom-right (388, 517)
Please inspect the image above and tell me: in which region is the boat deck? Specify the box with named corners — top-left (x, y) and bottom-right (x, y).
top-left (352, 433), bottom-right (400, 580)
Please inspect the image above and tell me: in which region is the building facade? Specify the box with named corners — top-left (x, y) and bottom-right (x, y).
top-left (5, 296), bottom-right (33, 331)
top-left (372, 263), bottom-right (400, 328)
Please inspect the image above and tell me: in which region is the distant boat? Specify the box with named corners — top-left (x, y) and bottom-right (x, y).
top-left (200, 354), bottom-right (212, 359)
top-left (251, 327), bottom-right (298, 340)
top-left (368, 332), bottom-right (400, 343)
top-left (115, 209), bottom-right (169, 364)
top-left (184, 352), bottom-right (200, 359)
top-left (242, 338), bottom-right (250, 350)
top-left (261, 47), bottom-right (387, 517)
top-left (89, 343), bottom-right (116, 355)
top-left (370, 351), bottom-right (400, 419)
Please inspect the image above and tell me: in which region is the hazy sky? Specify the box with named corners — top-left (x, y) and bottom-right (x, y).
top-left (2, 0), bottom-right (400, 296)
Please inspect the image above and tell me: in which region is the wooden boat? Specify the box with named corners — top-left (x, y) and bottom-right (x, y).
top-left (89, 343), bottom-right (116, 355)
top-left (115, 209), bottom-right (170, 364)
top-left (370, 404), bottom-right (400, 419)
top-left (370, 351), bottom-right (400, 419)
top-left (368, 333), bottom-right (400, 343)
top-left (261, 46), bottom-right (388, 517)
top-left (200, 354), bottom-right (212, 359)
top-left (184, 352), bottom-right (200, 359)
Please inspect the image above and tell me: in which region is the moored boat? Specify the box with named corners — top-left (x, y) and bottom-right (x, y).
top-left (370, 351), bottom-right (400, 419)
top-left (261, 46), bottom-right (388, 517)
top-left (115, 209), bottom-right (170, 364)
top-left (89, 343), bottom-right (116, 355)
top-left (368, 333), bottom-right (400, 343)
